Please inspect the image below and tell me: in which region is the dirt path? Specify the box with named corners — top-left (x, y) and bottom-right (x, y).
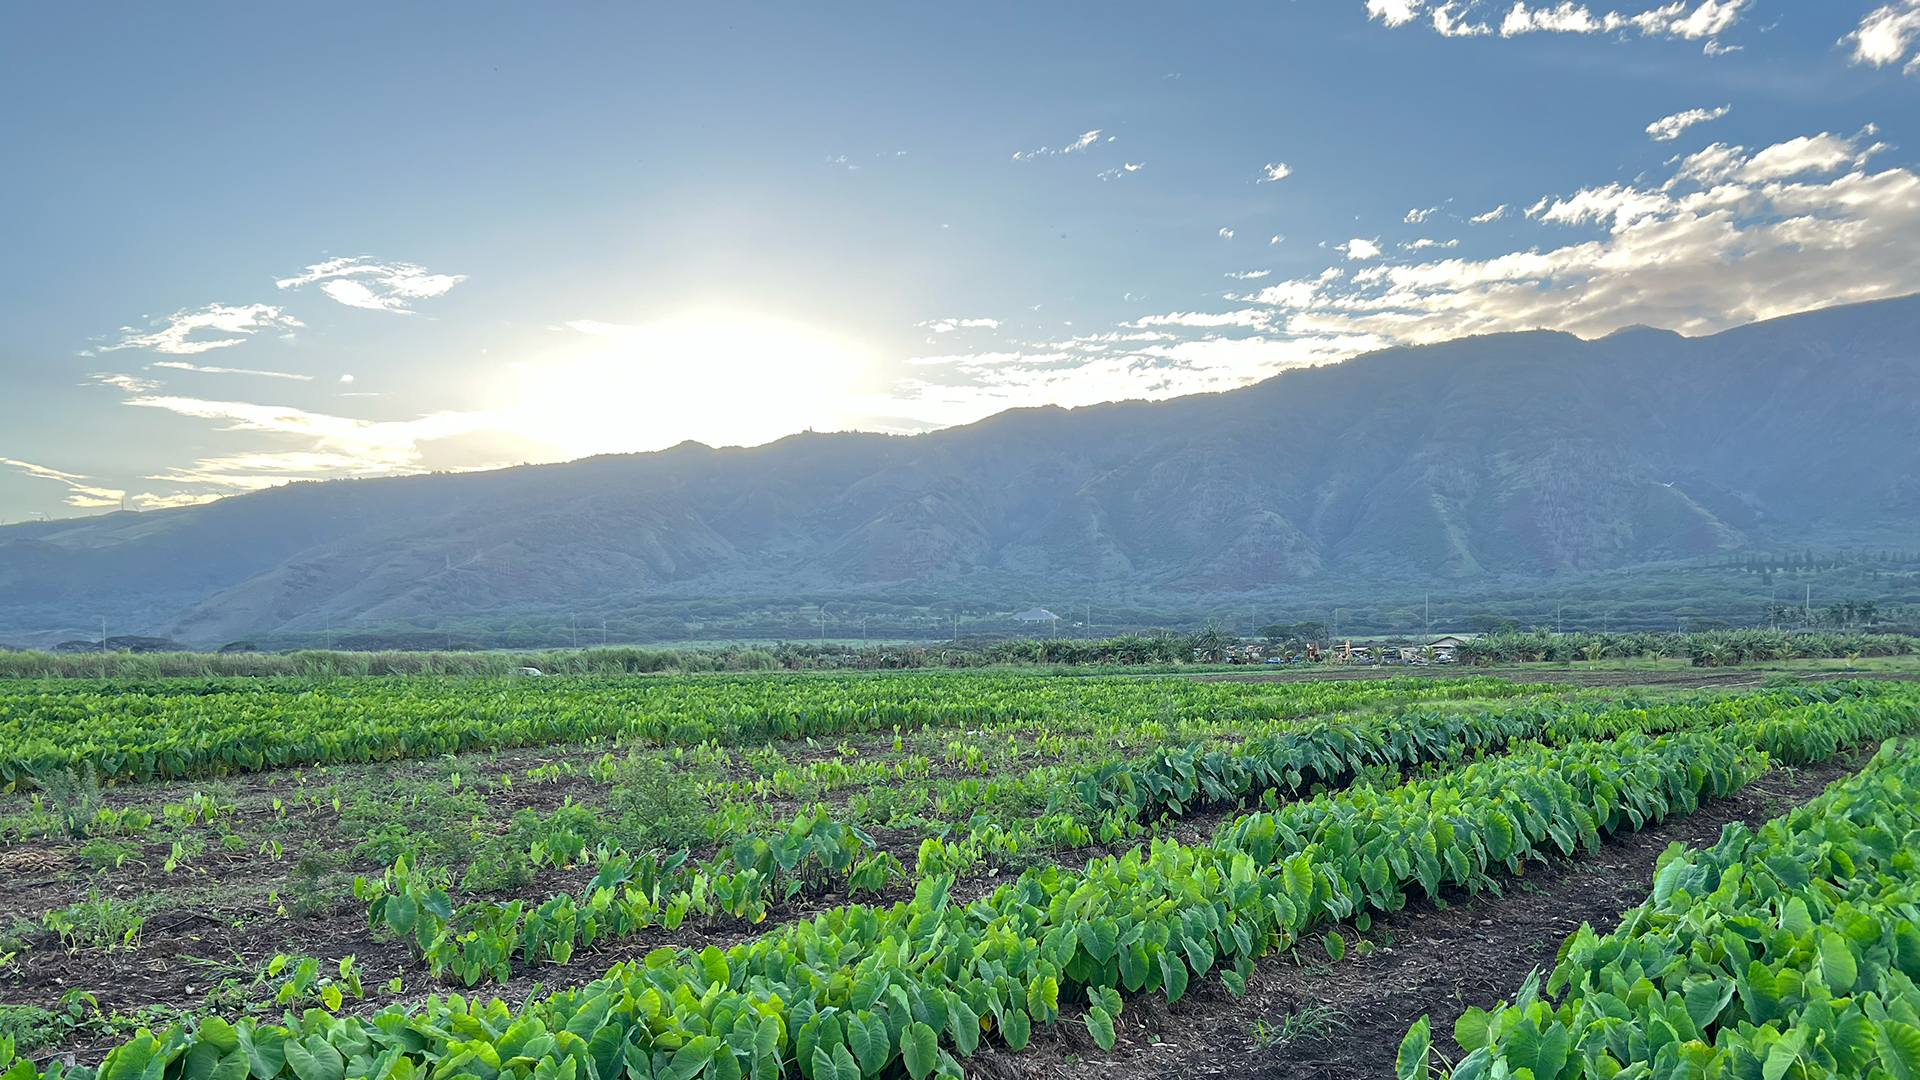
top-left (963, 749), bottom-right (1867, 1080)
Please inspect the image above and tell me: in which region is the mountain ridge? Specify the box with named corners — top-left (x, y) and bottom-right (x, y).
top-left (5, 294), bottom-right (1919, 646)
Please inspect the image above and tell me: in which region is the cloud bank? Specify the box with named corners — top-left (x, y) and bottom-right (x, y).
top-left (1366, 0), bottom-right (1746, 48)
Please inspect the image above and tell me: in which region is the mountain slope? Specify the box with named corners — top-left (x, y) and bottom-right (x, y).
top-left (4, 294), bottom-right (1918, 645)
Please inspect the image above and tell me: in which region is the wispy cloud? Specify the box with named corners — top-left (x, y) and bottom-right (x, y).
top-left (1368, 0), bottom-right (1748, 50)
top-left (1404, 206), bottom-right (1438, 223)
top-left (1400, 238), bottom-right (1459, 250)
top-left (0, 457), bottom-right (124, 508)
top-left (1097, 163), bottom-right (1145, 180)
top-left (1468, 204), bottom-right (1508, 223)
top-left (1647, 105), bottom-right (1731, 141)
top-left (1226, 269), bottom-right (1272, 279)
top-left (151, 360), bottom-right (312, 380)
top-left (1012, 130), bottom-right (1107, 161)
top-left (1258, 162), bottom-right (1293, 183)
top-left (1844, 1), bottom-right (1920, 72)
top-left (121, 393), bottom-right (498, 492)
top-left (276, 257), bottom-right (466, 313)
top-left (102, 303), bottom-right (301, 355)
top-left (918, 318), bottom-right (1003, 333)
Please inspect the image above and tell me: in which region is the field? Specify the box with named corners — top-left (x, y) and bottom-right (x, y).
top-left (1, 668), bottom-right (1919, 1080)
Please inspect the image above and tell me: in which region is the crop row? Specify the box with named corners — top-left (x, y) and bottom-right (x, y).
top-left (1397, 732), bottom-right (1920, 1080)
top-left (336, 682), bottom-right (1912, 992)
top-left (23, 684), bottom-right (1915, 1080)
top-left (0, 672), bottom-right (1540, 788)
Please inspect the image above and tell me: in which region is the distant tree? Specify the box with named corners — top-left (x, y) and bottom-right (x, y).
top-left (1469, 614), bottom-right (1520, 635)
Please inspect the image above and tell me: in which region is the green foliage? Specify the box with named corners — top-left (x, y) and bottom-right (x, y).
top-left (0, 672), bottom-right (1538, 789)
top-left (42, 891), bottom-right (145, 950)
top-left (1403, 734), bottom-right (1920, 1080)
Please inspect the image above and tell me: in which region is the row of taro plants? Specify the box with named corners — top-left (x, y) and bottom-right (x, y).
top-left (0, 672), bottom-right (1538, 788)
top-left (1397, 733), bottom-right (1920, 1080)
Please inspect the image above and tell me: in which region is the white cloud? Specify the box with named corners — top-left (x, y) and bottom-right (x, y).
top-left (1405, 206), bottom-right (1438, 223)
top-left (1012, 130), bottom-right (1104, 161)
top-left (1270, 235), bottom-right (1285, 244)
top-left (0, 457), bottom-right (125, 508)
top-left (1258, 162), bottom-right (1293, 182)
top-left (1646, 105), bottom-right (1731, 141)
top-left (1401, 238), bottom-right (1460, 250)
top-left (151, 360), bottom-right (312, 380)
top-left (918, 318), bottom-right (1003, 333)
top-left (1370, 0), bottom-right (1748, 44)
top-left (1469, 204), bottom-right (1509, 223)
top-left (1129, 309), bottom-right (1273, 328)
top-left (103, 303), bottom-right (302, 355)
top-left (1343, 237), bottom-right (1383, 259)
top-left (91, 373), bottom-right (160, 393)
top-left (340, 374), bottom-right (355, 383)
top-left (1845, 1), bottom-right (1920, 70)
top-left (1219, 228), bottom-right (1236, 239)
top-left (1226, 270), bottom-right (1272, 279)
top-left (276, 257), bottom-right (466, 313)
top-left (1669, 132), bottom-right (1877, 186)
top-left (1230, 128), bottom-right (1920, 348)
top-left (1096, 163), bottom-right (1145, 180)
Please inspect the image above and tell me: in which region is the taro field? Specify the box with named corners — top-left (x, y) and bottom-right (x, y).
top-left (1, 669), bottom-right (1918, 1080)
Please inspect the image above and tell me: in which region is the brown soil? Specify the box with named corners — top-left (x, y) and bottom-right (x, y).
top-left (962, 749), bottom-right (1867, 1080)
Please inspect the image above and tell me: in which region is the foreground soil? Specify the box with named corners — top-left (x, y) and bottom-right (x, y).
top-left (963, 750), bottom-right (1866, 1080)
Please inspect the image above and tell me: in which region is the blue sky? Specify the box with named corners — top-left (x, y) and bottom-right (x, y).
top-left (3, 0), bottom-right (1917, 520)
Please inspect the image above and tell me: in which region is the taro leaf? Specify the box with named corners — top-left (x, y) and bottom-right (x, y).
top-left (1818, 931), bottom-right (1858, 993)
top-left (670, 1036), bottom-right (722, 1080)
top-left (1323, 932), bottom-right (1346, 962)
top-left (1158, 951), bottom-right (1189, 1004)
top-left (903, 1023), bottom-right (939, 1080)
top-left (1454, 1007), bottom-right (1494, 1051)
top-left (1395, 1017), bottom-right (1430, 1080)
top-left (1093, 987), bottom-right (1122, 1017)
top-left (237, 1025), bottom-right (286, 1080)
top-left (1877, 1019), bottom-right (1920, 1080)
top-left (1503, 1020), bottom-right (1569, 1080)
top-left (1683, 980), bottom-right (1734, 1031)
top-left (285, 1036), bottom-right (345, 1080)
top-left (848, 1014), bottom-right (886, 1076)
top-left (1085, 1007), bottom-right (1116, 1052)
top-left (1001, 1009), bottom-right (1032, 1052)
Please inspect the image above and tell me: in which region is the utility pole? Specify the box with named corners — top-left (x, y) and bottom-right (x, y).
top-left (101, 616), bottom-right (108, 680)
top-left (1425, 593), bottom-right (1431, 635)
top-left (1805, 584), bottom-right (1812, 628)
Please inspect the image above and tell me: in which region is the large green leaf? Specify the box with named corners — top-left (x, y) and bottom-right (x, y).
top-left (902, 1023), bottom-right (938, 1080)
top-left (284, 1037), bottom-right (345, 1080)
top-left (1085, 1008), bottom-right (1116, 1051)
top-left (1395, 1017), bottom-right (1430, 1080)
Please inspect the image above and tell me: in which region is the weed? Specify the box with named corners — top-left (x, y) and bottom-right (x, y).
top-left (43, 891), bottom-right (146, 949)
top-left (287, 851), bottom-right (340, 918)
top-left (1247, 1002), bottom-right (1344, 1047)
top-left (0, 1004), bottom-right (57, 1053)
top-left (607, 757), bottom-right (706, 850)
top-left (74, 837), bottom-right (138, 871)
top-left (38, 766), bottom-right (103, 839)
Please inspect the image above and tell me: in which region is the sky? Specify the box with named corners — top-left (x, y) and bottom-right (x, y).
top-left (3, 0), bottom-right (1918, 521)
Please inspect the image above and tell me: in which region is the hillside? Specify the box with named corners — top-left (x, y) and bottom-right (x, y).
top-left (4, 295), bottom-right (1919, 647)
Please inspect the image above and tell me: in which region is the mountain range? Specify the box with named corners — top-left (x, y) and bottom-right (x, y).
top-left (5, 294), bottom-right (1919, 648)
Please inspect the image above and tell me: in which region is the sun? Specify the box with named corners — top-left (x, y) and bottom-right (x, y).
top-left (503, 312), bottom-right (881, 458)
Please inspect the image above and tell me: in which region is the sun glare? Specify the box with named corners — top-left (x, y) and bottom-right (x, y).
top-left (504, 314), bottom-right (879, 458)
